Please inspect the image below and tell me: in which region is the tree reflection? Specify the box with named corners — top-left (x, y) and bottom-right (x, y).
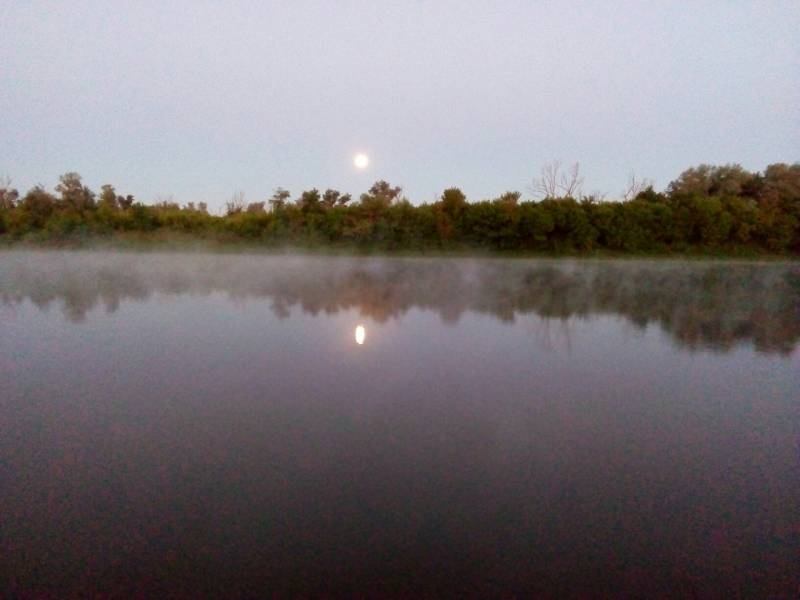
top-left (1, 253), bottom-right (797, 354)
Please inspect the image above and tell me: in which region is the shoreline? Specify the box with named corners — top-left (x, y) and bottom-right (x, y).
top-left (1, 237), bottom-right (796, 262)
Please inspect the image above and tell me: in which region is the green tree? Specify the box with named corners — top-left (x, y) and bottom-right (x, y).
top-left (361, 181), bottom-right (403, 208)
top-left (297, 189), bottom-right (322, 213)
top-left (21, 186), bottom-right (57, 228)
top-left (56, 172), bottom-right (95, 212)
top-left (321, 189), bottom-right (352, 208)
top-left (440, 188), bottom-right (467, 218)
top-left (98, 184), bottom-right (119, 210)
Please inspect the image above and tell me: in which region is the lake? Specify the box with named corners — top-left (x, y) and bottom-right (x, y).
top-left (1, 251), bottom-right (797, 597)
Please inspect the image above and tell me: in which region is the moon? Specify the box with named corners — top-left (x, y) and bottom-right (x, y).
top-left (354, 153), bottom-right (369, 169)
top-left (355, 324), bottom-right (366, 345)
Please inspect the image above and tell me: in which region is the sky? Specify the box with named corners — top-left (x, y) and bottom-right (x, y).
top-left (1, 1), bottom-right (798, 210)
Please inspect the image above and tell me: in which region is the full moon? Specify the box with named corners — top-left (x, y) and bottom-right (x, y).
top-left (354, 153), bottom-right (369, 169)
top-left (355, 324), bottom-right (366, 345)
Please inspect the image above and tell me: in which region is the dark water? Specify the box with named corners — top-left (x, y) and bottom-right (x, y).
top-left (1, 251), bottom-right (797, 598)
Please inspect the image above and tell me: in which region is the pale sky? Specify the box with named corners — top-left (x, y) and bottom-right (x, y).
top-left (1, 1), bottom-right (798, 210)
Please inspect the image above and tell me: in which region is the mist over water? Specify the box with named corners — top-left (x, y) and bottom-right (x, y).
top-left (1, 251), bottom-right (798, 353)
top-left (1, 251), bottom-right (797, 597)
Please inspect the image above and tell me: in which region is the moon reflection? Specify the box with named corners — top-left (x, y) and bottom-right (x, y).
top-left (355, 324), bottom-right (366, 345)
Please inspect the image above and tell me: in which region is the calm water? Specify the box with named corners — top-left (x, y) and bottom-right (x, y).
top-left (1, 251), bottom-right (797, 598)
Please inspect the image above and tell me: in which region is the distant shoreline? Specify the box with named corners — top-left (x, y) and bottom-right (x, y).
top-left (2, 164), bottom-right (798, 257)
top-left (1, 234), bottom-right (796, 261)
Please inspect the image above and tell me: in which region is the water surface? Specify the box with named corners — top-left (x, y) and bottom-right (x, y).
top-left (1, 252), bottom-right (797, 597)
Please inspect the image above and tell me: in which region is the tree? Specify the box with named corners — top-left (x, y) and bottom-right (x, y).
top-left (246, 201), bottom-right (266, 214)
top-left (1, 161), bottom-right (798, 255)
top-left (56, 172), bottom-right (95, 212)
top-left (532, 161), bottom-right (584, 199)
top-left (763, 163), bottom-right (800, 194)
top-left (154, 196), bottom-right (180, 210)
top-left (0, 176), bottom-right (19, 210)
top-left (118, 195), bottom-right (135, 210)
top-left (534, 198), bottom-right (596, 250)
top-left (440, 187), bottom-right (467, 217)
top-left (99, 184), bottom-right (119, 210)
top-left (225, 190), bottom-right (246, 215)
top-left (360, 180), bottom-right (403, 207)
top-left (269, 188), bottom-right (291, 211)
top-left (322, 189), bottom-right (352, 208)
top-left (494, 191), bottom-right (521, 207)
top-left (667, 164), bottom-right (756, 198)
top-left (297, 188), bottom-right (322, 213)
top-left (21, 186), bottom-right (57, 227)
top-left (763, 163), bottom-right (800, 215)
top-left (623, 172), bottom-right (654, 201)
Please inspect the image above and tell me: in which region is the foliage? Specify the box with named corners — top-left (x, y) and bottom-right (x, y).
top-left (1, 164), bottom-right (799, 254)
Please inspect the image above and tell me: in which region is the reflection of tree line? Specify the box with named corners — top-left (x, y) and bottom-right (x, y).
top-left (1, 254), bottom-right (797, 353)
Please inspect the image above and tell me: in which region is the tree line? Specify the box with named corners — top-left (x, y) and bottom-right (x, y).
top-left (0, 163), bottom-right (798, 254)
